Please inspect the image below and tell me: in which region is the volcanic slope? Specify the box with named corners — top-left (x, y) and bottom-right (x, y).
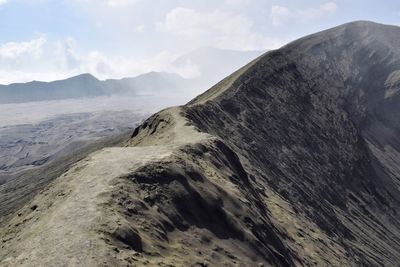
top-left (1, 21), bottom-right (400, 266)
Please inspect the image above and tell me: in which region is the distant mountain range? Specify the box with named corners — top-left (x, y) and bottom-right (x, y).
top-left (0, 47), bottom-right (264, 104)
top-left (0, 72), bottom-right (189, 104)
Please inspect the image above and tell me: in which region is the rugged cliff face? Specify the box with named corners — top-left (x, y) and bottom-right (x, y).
top-left (183, 21), bottom-right (400, 265)
top-left (1, 21), bottom-right (400, 266)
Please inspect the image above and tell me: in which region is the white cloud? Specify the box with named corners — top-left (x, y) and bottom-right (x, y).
top-left (270, 2), bottom-right (338, 26)
top-left (0, 3), bottom-right (296, 84)
top-left (158, 7), bottom-right (284, 50)
top-left (0, 0), bottom-right (8, 5)
top-left (56, 38), bottom-right (81, 70)
top-left (54, 37), bottom-right (200, 80)
top-left (56, 38), bottom-right (115, 77)
top-left (0, 37), bottom-right (46, 59)
top-left (0, 35), bottom-right (202, 84)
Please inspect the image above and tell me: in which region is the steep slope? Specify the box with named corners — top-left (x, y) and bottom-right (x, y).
top-left (183, 20), bottom-right (400, 265)
top-left (1, 21), bottom-right (400, 266)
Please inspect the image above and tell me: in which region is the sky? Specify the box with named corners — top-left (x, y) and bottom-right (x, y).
top-left (0, 0), bottom-right (399, 84)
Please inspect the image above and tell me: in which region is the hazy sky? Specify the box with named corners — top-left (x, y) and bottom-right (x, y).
top-left (0, 0), bottom-right (399, 84)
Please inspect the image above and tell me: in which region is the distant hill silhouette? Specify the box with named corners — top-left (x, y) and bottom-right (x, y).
top-left (0, 48), bottom-right (263, 104)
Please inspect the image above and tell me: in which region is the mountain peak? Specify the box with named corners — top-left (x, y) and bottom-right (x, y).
top-left (67, 73), bottom-right (99, 81)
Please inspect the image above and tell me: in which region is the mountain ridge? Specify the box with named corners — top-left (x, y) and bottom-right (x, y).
top-left (1, 21), bottom-right (400, 266)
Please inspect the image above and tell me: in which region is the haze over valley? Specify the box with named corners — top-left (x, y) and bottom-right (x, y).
top-left (0, 46), bottom-right (262, 179)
